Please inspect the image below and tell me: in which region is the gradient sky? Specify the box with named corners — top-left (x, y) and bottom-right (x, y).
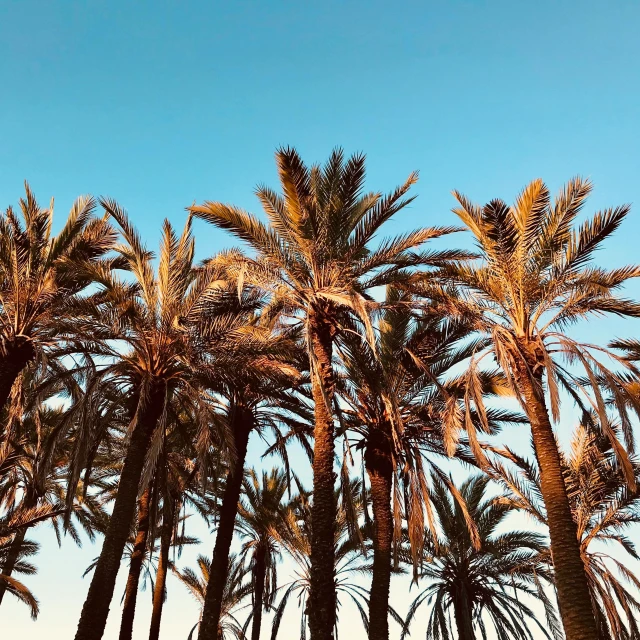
top-left (2, 1), bottom-right (640, 639)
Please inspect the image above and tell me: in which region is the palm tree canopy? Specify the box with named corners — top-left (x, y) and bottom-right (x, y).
top-left (432, 177), bottom-right (640, 481)
top-left (402, 473), bottom-right (560, 640)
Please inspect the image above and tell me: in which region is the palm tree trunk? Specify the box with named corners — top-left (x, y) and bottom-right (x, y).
top-left (148, 496), bottom-right (173, 640)
top-left (513, 357), bottom-right (599, 640)
top-left (74, 382), bottom-right (167, 640)
top-left (119, 486), bottom-right (153, 640)
top-left (364, 426), bottom-right (393, 640)
top-left (197, 403), bottom-right (253, 640)
top-left (0, 527), bottom-right (27, 605)
top-left (0, 337), bottom-right (35, 419)
top-left (251, 547), bottom-right (267, 640)
top-left (308, 310), bottom-right (337, 640)
top-left (452, 590), bottom-right (475, 640)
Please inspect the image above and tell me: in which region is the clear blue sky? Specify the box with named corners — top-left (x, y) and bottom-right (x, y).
top-left (2, 1), bottom-right (640, 639)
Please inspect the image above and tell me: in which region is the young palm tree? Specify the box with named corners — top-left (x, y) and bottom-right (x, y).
top-left (71, 207), bottom-right (249, 640)
top-left (172, 553), bottom-right (252, 640)
top-left (237, 467), bottom-right (290, 640)
top-left (0, 184), bottom-right (116, 420)
top-left (490, 419), bottom-right (640, 639)
top-left (433, 177), bottom-right (640, 640)
top-left (191, 147), bottom-right (468, 640)
top-left (401, 474), bottom-right (559, 640)
top-left (336, 288), bottom-right (524, 640)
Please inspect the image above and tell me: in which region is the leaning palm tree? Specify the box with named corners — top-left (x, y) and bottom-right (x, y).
top-left (191, 147), bottom-right (469, 640)
top-left (172, 553), bottom-right (252, 640)
top-left (433, 177), bottom-right (640, 640)
top-left (193, 270), bottom-right (309, 640)
top-left (237, 467), bottom-right (291, 640)
top-left (0, 184), bottom-right (116, 420)
top-left (490, 419), bottom-right (640, 639)
top-left (402, 474), bottom-right (560, 640)
top-left (337, 288), bottom-right (523, 640)
top-left (70, 208), bottom-right (249, 640)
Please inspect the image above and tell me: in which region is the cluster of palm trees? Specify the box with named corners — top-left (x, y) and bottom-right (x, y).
top-left (1, 148), bottom-right (640, 640)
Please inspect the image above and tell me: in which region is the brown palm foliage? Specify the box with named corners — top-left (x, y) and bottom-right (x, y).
top-left (337, 288), bottom-right (524, 640)
top-left (491, 419), bottom-right (640, 639)
top-left (0, 184), bottom-right (117, 423)
top-left (431, 177), bottom-right (640, 640)
top-left (191, 147), bottom-right (470, 640)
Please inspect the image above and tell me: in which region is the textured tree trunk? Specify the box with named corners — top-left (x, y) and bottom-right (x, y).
top-left (148, 496), bottom-right (173, 640)
top-left (0, 337), bottom-right (35, 420)
top-left (119, 486), bottom-right (153, 640)
top-left (197, 404), bottom-right (253, 640)
top-left (251, 547), bottom-right (267, 640)
top-left (452, 589), bottom-right (475, 640)
top-left (512, 352), bottom-right (599, 640)
top-left (307, 310), bottom-right (337, 640)
top-left (74, 382), bottom-right (167, 640)
top-left (364, 425), bottom-right (393, 640)
top-left (0, 527), bottom-right (28, 605)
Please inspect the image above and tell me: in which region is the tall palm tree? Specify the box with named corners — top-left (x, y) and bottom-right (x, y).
top-left (71, 208), bottom-right (244, 640)
top-left (172, 553), bottom-right (252, 640)
top-left (490, 419), bottom-right (640, 639)
top-left (337, 289), bottom-right (523, 640)
top-left (0, 184), bottom-right (116, 420)
top-left (434, 177), bottom-right (640, 640)
top-left (401, 474), bottom-right (559, 640)
top-left (191, 147), bottom-right (468, 640)
top-left (237, 467), bottom-right (290, 640)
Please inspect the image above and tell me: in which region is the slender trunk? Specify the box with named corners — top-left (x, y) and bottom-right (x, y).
top-left (308, 311), bottom-right (337, 640)
top-left (0, 527), bottom-right (28, 605)
top-left (251, 547), bottom-right (267, 640)
top-left (119, 487), bottom-right (153, 640)
top-left (148, 496), bottom-right (173, 640)
top-left (0, 337), bottom-right (35, 420)
top-left (198, 404), bottom-right (253, 640)
top-left (74, 382), bottom-right (167, 640)
top-left (452, 588), bottom-right (475, 640)
top-left (513, 353), bottom-right (599, 640)
top-left (364, 425), bottom-right (393, 640)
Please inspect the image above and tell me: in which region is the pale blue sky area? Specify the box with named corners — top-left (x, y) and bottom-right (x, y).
top-left (1, 1), bottom-right (640, 639)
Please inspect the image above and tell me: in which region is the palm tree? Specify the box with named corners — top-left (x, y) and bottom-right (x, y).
top-left (192, 271), bottom-right (308, 640)
top-left (191, 147), bottom-right (468, 640)
top-left (172, 553), bottom-right (252, 640)
top-left (0, 184), bottom-right (116, 420)
top-left (434, 177), bottom-right (640, 640)
top-left (337, 288), bottom-right (523, 640)
top-left (490, 419), bottom-right (640, 639)
top-left (236, 467), bottom-right (290, 640)
top-left (71, 208), bottom-right (244, 640)
top-left (0, 373), bottom-right (108, 607)
top-left (402, 473), bottom-right (559, 640)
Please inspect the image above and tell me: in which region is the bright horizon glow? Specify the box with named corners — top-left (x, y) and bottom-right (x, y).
top-left (2, 2), bottom-right (640, 639)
